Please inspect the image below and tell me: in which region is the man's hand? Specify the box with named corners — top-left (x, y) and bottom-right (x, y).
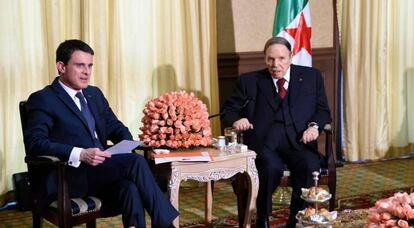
top-left (301, 127), bottom-right (319, 144)
top-left (232, 118), bottom-right (254, 131)
top-left (80, 148), bottom-right (112, 166)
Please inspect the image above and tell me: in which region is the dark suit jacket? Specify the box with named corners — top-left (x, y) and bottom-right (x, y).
top-left (221, 65), bottom-right (331, 153)
top-left (24, 77), bottom-right (132, 201)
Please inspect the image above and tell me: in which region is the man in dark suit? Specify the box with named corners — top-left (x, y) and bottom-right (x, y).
top-left (23, 39), bottom-right (178, 228)
top-left (221, 37), bottom-right (331, 228)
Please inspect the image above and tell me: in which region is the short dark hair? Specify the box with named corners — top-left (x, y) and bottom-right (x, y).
top-left (263, 37), bottom-right (291, 54)
top-left (56, 39), bottom-right (94, 64)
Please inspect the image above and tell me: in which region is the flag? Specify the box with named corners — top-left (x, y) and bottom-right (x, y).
top-left (273, 0), bottom-right (312, 67)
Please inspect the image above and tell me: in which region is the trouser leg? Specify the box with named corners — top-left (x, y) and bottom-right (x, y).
top-left (284, 148), bottom-right (321, 228)
top-left (255, 145), bottom-right (285, 217)
top-left (87, 153), bottom-right (178, 228)
top-left (118, 180), bottom-right (146, 227)
top-left (122, 154), bottom-right (179, 228)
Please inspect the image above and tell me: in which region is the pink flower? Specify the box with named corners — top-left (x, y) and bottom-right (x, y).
top-left (376, 200), bottom-right (391, 210)
top-left (366, 192), bottom-right (414, 227)
top-left (149, 125), bottom-right (159, 133)
top-left (394, 205), bottom-right (406, 218)
top-left (139, 91), bottom-right (212, 148)
top-left (405, 209), bottom-right (414, 219)
top-left (150, 113), bottom-right (160, 119)
top-left (383, 219), bottom-right (397, 227)
top-left (380, 212), bottom-right (392, 220)
top-left (397, 219), bottom-right (409, 228)
top-left (367, 211), bottom-right (381, 223)
top-left (159, 134), bottom-right (166, 140)
top-left (162, 112), bottom-right (169, 120)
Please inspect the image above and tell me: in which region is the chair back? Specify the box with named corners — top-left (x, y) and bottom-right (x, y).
top-left (19, 101), bottom-right (45, 207)
top-left (19, 101), bottom-right (28, 154)
top-left (14, 101), bottom-right (31, 211)
top-left (19, 101), bottom-right (26, 125)
top-left (321, 124), bottom-right (335, 170)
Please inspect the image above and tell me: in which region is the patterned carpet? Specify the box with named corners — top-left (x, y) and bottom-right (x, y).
top-left (1, 157), bottom-right (414, 227)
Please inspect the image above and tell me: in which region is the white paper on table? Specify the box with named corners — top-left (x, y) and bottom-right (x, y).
top-left (106, 140), bottom-right (144, 155)
top-left (154, 151), bottom-right (212, 164)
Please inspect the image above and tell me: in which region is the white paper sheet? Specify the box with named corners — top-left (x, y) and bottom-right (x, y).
top-left (106, 140), bottom-right (144, 155)
top-left (154, 151), bottom-right (212, 164)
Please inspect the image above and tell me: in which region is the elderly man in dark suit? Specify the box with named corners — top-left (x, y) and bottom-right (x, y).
top-left (221, 37), bottom-right (331, 228)
top-left (23, 39), bottom-right (178, 228)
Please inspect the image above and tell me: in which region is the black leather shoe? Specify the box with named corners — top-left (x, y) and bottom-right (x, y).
top-left (256, 215), bottom-right (270, 228)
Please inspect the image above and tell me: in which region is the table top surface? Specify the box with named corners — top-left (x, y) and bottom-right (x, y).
top-left (155, 146), bottom-right (256, 161)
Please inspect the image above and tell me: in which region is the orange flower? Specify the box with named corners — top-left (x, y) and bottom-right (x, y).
top-left (139, 91), bottom-right (213, 148)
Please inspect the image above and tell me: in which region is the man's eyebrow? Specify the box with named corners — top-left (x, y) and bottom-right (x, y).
top-left (73, 62), bottom-right (93, 66)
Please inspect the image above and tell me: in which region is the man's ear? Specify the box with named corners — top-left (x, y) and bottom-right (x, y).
top-left (56, 61), bottom-right (65, 74)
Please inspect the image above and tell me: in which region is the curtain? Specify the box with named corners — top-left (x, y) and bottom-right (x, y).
top-left (338, 0), bottom-right (414, 161)
top-left (0, 0), bottom-right (219, 204)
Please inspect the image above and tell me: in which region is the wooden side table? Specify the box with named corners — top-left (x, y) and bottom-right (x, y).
top-left (152, 147), bottom-right (259, 228)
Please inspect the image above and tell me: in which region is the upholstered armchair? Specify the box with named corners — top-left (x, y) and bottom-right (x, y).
top-left (19, 101), bottom-right (118, 228)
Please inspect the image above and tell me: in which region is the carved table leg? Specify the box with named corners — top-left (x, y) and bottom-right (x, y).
top-left (244, 157), bottom-right (259, 228)
top-left (235, 173), bottom-right (248, 226)
top-left (169, 166), bottom-right (181, 227)
top-left (205, 181), bottom-right (213, 227)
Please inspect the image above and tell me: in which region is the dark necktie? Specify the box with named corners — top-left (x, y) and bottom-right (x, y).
top-left (75, 92), bottom-right (103, 149)
top-left (277, 78), bottom-right (287, 99)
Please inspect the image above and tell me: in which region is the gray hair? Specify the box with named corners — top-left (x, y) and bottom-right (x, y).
top-left (263, 37), bottom-right (291, 54)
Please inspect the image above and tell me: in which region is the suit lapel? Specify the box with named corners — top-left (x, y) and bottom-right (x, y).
top-left (51, 78), bottom-right (90, 129)
top-left (257, 70), bottom-right (280, 112)
top-left (288, 65), bottom-right (304, 104)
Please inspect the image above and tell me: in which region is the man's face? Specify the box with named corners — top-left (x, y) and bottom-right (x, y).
top-left (265, 43), bottom-right (292, 79)
top-left (56, 50), bottom-right (93, 90)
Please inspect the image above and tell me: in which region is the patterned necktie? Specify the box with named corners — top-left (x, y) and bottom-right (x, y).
top-left (75, 92), bottom-right (103, 149)
top-left (75, 92), bottom-right (96, 137)
top-left (277, 78), bottom-right (287, 99)
top-left (75, 92), bottom-right (96, 138)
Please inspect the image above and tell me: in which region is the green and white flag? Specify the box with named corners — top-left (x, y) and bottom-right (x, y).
top-left (273, 0), bottom-right (312, 67)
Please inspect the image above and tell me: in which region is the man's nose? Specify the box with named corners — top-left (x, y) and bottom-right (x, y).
top-left (83, 66), bottom-right (91, 75)
top-left (272, 60), bottom-right (280, 67)
top-left (273, 60), bottom-right (281, 66)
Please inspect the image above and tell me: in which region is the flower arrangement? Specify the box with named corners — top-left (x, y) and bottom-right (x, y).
top-left (139, 90), bottom-right (213, 149)
top-left (365, 192), bottom-right (414, 228)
